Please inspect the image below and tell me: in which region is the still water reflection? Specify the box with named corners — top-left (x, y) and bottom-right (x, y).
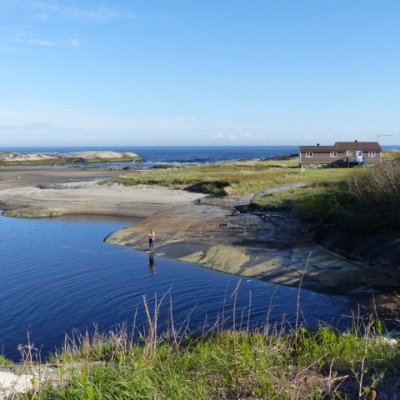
top-left (0, 215), bottom-right (355, 361)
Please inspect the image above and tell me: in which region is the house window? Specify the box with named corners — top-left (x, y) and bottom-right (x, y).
top-left (368, 151), bottom-right (376, 157)
top-left (330, 151), bottom-right (337, 157)
top-left (305, 152), bottom-right (313, 158)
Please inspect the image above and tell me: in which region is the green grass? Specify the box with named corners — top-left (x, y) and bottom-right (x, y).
top-left (20, 324), bottom-right (400, 399)
top-left (114, 157), bottom-right (384, 233)
top-left (114, 158), bottom-right (361, 197)
top-left (0, 354), bottom-right (12, 365)
top-left (383, 150), bottom-right (400, 161)
top-left (113, 155), bottom-right (400, 234)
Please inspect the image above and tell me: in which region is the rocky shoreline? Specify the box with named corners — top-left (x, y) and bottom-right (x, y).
top-left (0, 151), bottom-right (143, 165)
top-left (106, 195), bottom-right (400, 297)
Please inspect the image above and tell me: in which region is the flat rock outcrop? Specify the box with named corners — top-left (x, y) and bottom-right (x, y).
top-left (107, 201), bottom-right (396, 295)
top-left (0, 151), bottom-right (143, 165)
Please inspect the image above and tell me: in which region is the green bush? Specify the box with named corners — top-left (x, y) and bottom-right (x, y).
top-left (347, 161), bottom-right (400, 230)
top-left (186, 181), bottom-right (230, 197)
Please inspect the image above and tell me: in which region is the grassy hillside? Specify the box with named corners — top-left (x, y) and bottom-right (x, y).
top-left (114, 157), bottom-right (361, 197)
top-left (113, 153), bottom-right (400, 234)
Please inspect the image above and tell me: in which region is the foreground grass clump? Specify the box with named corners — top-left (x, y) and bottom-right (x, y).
top-left (0, 354), bottom-right (12, 365)
top-left (21, 323), bottom-right (400, 399)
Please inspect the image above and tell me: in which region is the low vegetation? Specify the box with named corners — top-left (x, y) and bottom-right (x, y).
top-left (17, 307), bottom-right (399, 399)
top-left (0, 354), bottom-right (12, 365)
top-left (382, 150), bottom-right (400, 161)
top-left (347, 160), bottom-right (400, 231)
top-left (114, 152), bottom-right (400, 234)
top-left (261, 160), bottom-right (400, 234)
top-left (114, 158), bottom-right (359, 197)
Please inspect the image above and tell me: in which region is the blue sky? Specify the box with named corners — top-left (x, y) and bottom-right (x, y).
top-left (0, 0), bottom-right (399, 146)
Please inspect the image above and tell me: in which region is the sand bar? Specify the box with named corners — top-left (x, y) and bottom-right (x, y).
top-left (0, 167), bottom-right (205, 218)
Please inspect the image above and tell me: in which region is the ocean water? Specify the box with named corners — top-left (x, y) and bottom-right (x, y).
top-left (0, 215), bottom-right (356, 362)
top-left (0, 146), bottom-right (298, 167)
top-left (1, 145), bottom-right (398, 166)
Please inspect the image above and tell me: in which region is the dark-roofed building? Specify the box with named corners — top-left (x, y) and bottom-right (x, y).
top-left (299, 141), bottom-right (382, 167)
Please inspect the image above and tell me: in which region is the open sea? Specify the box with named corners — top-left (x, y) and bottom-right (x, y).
top-left (1, 145), bottom-right (398, 167)
top-left (0, 146), bottom-right (396, 361)
top-left (0, 146), bottom-right (298, 167)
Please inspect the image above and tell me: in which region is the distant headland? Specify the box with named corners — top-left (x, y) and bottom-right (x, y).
top-left (0, 151), bottom-right (143, 166)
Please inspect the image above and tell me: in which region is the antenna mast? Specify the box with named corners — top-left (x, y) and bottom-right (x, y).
top-left (376, 133), bottom-right (399, 142)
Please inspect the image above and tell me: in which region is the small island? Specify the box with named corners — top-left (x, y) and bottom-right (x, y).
top-left (0, 151), bottom-right (143, 166)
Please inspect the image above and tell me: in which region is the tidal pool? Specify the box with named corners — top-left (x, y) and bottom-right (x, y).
top-left (0, 215), bottom-right (355, 361)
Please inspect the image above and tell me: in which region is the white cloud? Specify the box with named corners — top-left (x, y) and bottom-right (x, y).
top-left (14, 34), bottom-right (84, 47)
top-left (0, 2), bottom-right (134, 50)
top-left (0, 105), bottom-right (200, 138)
top-left (211, 131), bottom-right (275, 144)
top-left (0, 1), bottom-right (137, 53)
top-left (28, 1), bottom-right (136, 23)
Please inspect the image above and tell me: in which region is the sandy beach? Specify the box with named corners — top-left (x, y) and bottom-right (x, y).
top-left (0, 167), bottom-right (206, 218)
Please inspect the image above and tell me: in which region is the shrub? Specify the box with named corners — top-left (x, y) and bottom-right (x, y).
top-left (186, 181), bottom-right (230, 197)
top-left (347, 161), bottom-right (400, 230)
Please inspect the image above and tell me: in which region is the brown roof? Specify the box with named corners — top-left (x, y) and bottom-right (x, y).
top-left (335, 142), bottom-right (382, 151)
top-left (300, 141), bottom-right (382, 153)
top-left (299, 145), bottom-right (341, 153)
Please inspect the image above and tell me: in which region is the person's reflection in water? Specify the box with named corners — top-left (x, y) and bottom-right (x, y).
top-left (149, 254), bottom-right (156, 275)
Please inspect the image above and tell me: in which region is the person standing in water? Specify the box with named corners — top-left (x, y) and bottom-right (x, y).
top-left (148, 230), bottom-right (156, 250)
